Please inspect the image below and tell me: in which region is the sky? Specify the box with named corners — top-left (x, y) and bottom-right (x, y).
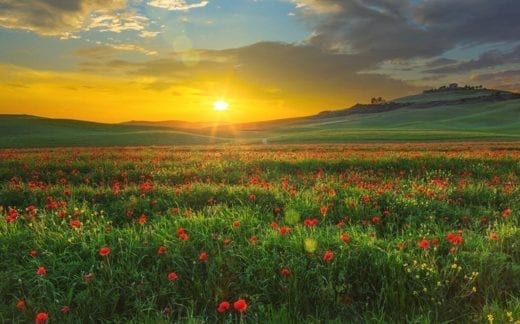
top-left (0, 0), bottom-right (519, 123)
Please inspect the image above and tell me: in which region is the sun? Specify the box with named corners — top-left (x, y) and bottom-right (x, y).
top-left (213, 100), bottom-right (229, 112)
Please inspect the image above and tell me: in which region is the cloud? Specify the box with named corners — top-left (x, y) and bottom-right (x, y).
top-left (78, 41), bottom-right (419, 104)
top-left (139, 30), bottom-right (161, 38)
top-left (147, 0), bottom-right (209, 11)
top-left (87, 12), bottom-right (148, 33)
top-left (289, 0), bottom-right (342, 13)
top-left (425, 46), bottom-right (520, 74)
top-left (291, 0), bottom-right (520, 65)
top-left (0, 0), bottom-right (126, 37)
top-left (74, 43), bottom-right (157, 60)
top-left (470, 70), bottom-right (520, 92)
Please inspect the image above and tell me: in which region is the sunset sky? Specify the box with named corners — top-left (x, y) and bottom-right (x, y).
top-left (1, 0), bottom-right (519, 123)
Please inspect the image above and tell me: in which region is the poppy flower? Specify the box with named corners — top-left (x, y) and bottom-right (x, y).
top-left (304, 218), bottom-right (319, 228)
top-left (320, 206), bottom-right (328, 216)
top-left (167, 272), bottom-right (178, 281)
top-left (16, 300), bottom-right (25, 309)
top-left (138, 214), bottom-right (147, 225)
top-left (249, 236), bottom-right (257, 245)
top-left (69, 219), bottom-right (81, 228)
top-left (233, 299), bottom-right (247, 313)
top-left (489, 232), bottom-right (499, 241)
top-left (99, 246), bottom-right (111, 257)
top-left (417, 239), bottom-right (430, 250)
top-left (502, 208), bottom-right (511, 218)
top-left (340, 233), bottom-right (351, 243)
top-left (372, 216), bottom-right (380, 224)
top-left (36, 266), bottom-right (46, 276)
top-left (35, 312), bottom-right (48, 324)
top-left (217, 301), bottom-right (230, 313)
top-left (279, 226), bottom-right (291, 235)
top-left (232, 220), bottom-right (240, 228)
top-left (157, 245), bottom-right (166, 255)
top-left (29, 250), bottom-right (38, 258)
top-left (199, 252), bottom-right (208, 261)
top-left (280, 268), bottom-right (291, 276)
top-left (323, 250), bottom-right (334, 262)
top-left (446, 232), bottom-right (463, 245)
top-left (83, 273), bottom-right (94, 283)
top-left (61, 305), bottom-right (70, 314)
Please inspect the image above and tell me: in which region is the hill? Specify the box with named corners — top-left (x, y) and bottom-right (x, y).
top-left (0, 115), bottom-right (231, 148)
top-left (1, 88), bottom-right (519, 147)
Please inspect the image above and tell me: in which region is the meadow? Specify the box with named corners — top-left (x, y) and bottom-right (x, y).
top-left (0, 143), bottom-right (519, 323)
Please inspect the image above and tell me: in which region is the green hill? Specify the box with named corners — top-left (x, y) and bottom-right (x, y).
top-left (1, 88), bottom-right (519, 147)
top-left (0, 115), bottom-right (231, 148)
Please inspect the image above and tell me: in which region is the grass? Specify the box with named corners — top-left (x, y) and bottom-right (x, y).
top-left (0, 143), bottom-right (519, 323)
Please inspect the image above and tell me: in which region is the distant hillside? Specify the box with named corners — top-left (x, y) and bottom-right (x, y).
top-left (1, 87), bottom-right (519, 148)
top-left (0, 115), bottom-right (231, 148)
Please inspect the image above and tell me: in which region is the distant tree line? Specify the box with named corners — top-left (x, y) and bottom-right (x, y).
top-left (370, 97), bottom-right (387, 105)
top-left (424, 83), bottom-right (484, 93)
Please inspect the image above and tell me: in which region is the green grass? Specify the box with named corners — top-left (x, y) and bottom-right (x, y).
top-left (0, 144), bottom-right (519, 323)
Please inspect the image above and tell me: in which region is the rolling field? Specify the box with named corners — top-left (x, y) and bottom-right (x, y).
top-left (1, 89), bottom-right (519, 148)
top-left (1, 143), bottom-right (519, 323)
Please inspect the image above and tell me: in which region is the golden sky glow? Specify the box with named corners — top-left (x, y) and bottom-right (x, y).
top-left (0, 0), bottom-right (518, 123)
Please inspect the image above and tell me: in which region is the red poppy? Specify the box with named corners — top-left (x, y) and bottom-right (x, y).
top-left (178, 232), bottom-right (189, 241)
top-left (217, 301), bottom-right (230, 313)
top-left (157, 245), bottom-right (166, 255)
top-left (446, 232), bottom-right (463, 245)
top-left (304, 218), bottom-right (319, 228)
top-left (138, 214), bottom-right (147, 225)
top-left (417, 239), bottom-right (430, 250)
top-left (83, 273), bottom-right (94, 283)
top-left (35, 312), bottom-right (48, 324)
top-left (69, 219), bottom-right (82, 228)
top-left (199, 252), bottom-right (208, 261)
top-left (340, 233), bottom-right (351, 243)
top-left (36, 266), bottom-right (46, 276)
top-left (233, 299), bottom-right (248, 313)
top-left (320, 206), bottom-right (328, 216)
top-left (29, 250), bottom-right (38, 258)
top-left (249, 235), bottom-right (257, 245)
top-left (232, 220), bottom-right (241, 228)
top-left (61, 305), bottom-right (70, 314)
top-left (280, 268), bottom-right (291, 276)
top-left (16, 299), bottom-right (25, 309)
top-left (502, 208), bottom-right (511, 218)
top-left (489, 232), bottom-right (499, 241)
top-left (167, 272), bottom-right (178, 281)
top-left (99, 246), bottom-right (111, 257)
top-left (323, 250), bottom-right (334, 262)
top-left (279, 226), bottom-right (291, 235)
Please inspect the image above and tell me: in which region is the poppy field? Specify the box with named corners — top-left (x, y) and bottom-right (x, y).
top-left (1, 143), bottom-right (519, 323)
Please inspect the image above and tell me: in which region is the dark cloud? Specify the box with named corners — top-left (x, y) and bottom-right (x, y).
top-left (76, 41), bottom-right (418, 103)
top-left (0, 0), bottom-right (126, 37)
top-left (425, 46), bottom-right (520, 74)
top-left (296, 0), bottom-right (520, 65)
